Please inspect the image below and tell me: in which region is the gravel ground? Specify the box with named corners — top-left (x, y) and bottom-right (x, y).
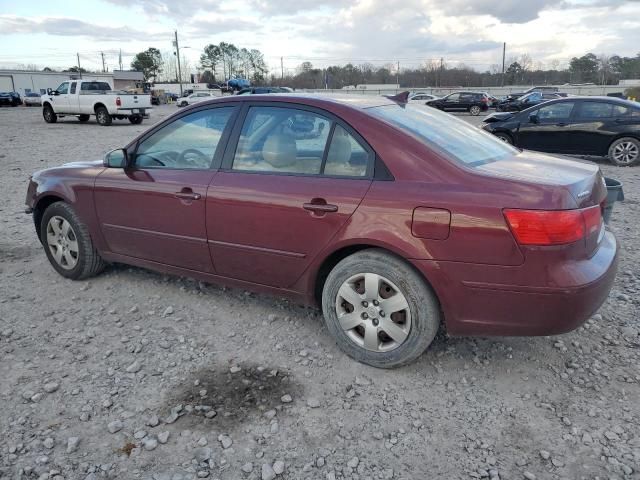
top-left (1, 104), bottom-right (639, 480)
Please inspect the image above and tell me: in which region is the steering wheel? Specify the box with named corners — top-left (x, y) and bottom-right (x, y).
top-left (177, 148), bottom-right (209, 167)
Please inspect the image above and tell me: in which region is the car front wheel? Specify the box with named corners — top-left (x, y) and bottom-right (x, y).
top-left (494, 132), bottom-right (513, 144)
top-left (608, 137), bottom-right (640, 166)
top-left (322, 249), bottom-right (441, 368)
top-left (40, 202), bottom-right (106, 280)
top-left (43, 105), bottom-right (57, 123)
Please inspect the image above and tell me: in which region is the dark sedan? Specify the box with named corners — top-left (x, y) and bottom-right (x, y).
top-left (483, 97), bottom-right (640, 166)
top-left (26, 94), bottom-right (618, 368)
top-left (496, 92), bottom-right (563, 112)
top-left (0, 91), bottom-right (22, 107)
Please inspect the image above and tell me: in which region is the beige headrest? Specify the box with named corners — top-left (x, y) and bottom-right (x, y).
top-left (326, 134), bottom-right (352, 166)
top-left (263, 133), bottom-right (297, 168)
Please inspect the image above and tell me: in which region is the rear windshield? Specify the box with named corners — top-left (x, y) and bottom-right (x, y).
top-left (80, 82), bottom-right (112, 92)
top-left (368, 104), bottom-right (517, 167)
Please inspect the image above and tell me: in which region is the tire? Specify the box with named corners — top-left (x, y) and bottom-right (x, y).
top-left (78, 114), bottom-right (90, 122)
top-left (95, 106), bottom-right (112, 126)
top-left (39, 202), bottom-right (106, 280)
top-left (494, 132), bottom-right (513, 144)
top-left (128, 115), bottom-right (143, 125)
top-left (608, 137), bottom-right (640, 166)
top-left (469, 105), bottom-right (481, 116)
top-left (321, 249), bottom-right (441, 368)
top-left (43, 105), bottom-right (57, 123)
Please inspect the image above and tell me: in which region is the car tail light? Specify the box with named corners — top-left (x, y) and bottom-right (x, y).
top-left (503, 208), bottom-right (601, 246)
top-left (116, 97), bottom-right (121, 107)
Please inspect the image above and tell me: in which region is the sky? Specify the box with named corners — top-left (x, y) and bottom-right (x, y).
top-left (0, 0), bottom-right (639, 76)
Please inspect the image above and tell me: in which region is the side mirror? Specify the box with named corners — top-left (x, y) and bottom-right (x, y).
top-left (529, 114), bottom-right (539, 124)
top-left (47, 88), bottom-right (53, 95)
top-left (104, 148), bottom-right (129, 168)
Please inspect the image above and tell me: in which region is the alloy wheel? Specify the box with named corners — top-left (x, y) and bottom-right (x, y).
top-left (46, 216), bottom-right (79, 270)
top-left (612, 141), bottom-right (639, 165)
top-left (335, 273), bottom-right (412, 352)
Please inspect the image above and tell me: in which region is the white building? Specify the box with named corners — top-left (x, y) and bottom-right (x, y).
top-left (0, 70), bottom-right (144, 96)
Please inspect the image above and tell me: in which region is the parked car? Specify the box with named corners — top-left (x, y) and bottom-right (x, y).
top-left (23, 92), bottom-right (42, 106)
top-left (524, 86), bottom-right (560, 93)
top-left (482, 96), bottom-right (640, 166)
top-left (496, 92), bottom-right (563, 112)
top-left (409, 92), bottom-right (439, 102)
top-left (236, 87), bottom-right (287, 95)
top-left (426, 91), bottom-right (489, 115)
top-left (222, 78), bottom-right (251, 92)
top-left (42, 80), bottom-right (151, 126)
top-left (480, 92), bottom-right (500, 108)
top-left (176, 91), bottom-right (216, 107)
top-left (26, 95), bottom-right (620, 368)
top-left (0, 91), bottom-right (22, 107)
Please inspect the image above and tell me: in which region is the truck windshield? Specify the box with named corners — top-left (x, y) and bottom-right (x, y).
top-left (80, 82), bottom-right (112, 92)
top-left (368, 104), bottom-right (517, 167)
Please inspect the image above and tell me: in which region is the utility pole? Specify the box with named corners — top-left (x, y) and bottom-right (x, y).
top-left (100, 52), bottom-right (106, 73)
top-left (439, 57), bottom-right (444, 87)
top-left (281, 56), bottom-right (284, 80)
top-left (501, 42), bottom-right (506, 87)
top-left (119, 49), bottom-right (123, 71)
top-left (174, 30), bottom-right (183, 96)
top-left (77, 53), bottom-right (82, 79)
top-left (396, 61), bottom-right (400, 87)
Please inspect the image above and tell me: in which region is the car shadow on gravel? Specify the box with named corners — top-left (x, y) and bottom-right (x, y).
top-left (160, 363), bottom-right (302, 432)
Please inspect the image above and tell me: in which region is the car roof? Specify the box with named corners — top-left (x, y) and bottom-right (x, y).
top-left (199, 93), bottom-right (396, 109)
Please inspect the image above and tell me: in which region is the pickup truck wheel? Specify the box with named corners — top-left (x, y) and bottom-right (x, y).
top-left (608, 137), bottom-right (640, 166)
top-left (78, 115), bottom-right (90, 122)
top-left (40, 202), bottom-right (106, 280)
top-left (43, 105), bottom-right (57, 123)
top-left (95, 106), bottom-right (112, 126)
top-left (128, 115), bottom-right (143, 125)
top-left (469, 105), bottom-right (481, 116)
top-left (322, 249), bottom-right (441, 368)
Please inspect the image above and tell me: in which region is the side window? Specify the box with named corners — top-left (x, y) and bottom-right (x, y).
top-left (577, 102), bottom-right (613, 119)
top-left (612, 105), bottom-right (640, 117)
top-left (232, 107), bottom-right (331, 175)
top-left (135, 107), bottom-right (235, 169)
top-left (324, 125), bottom-right (370, 177)
top-left (537, 102), bottom-right (575, 122)
top-left (70, 82), bottom-right (77, 94)
top-left (446, 93), bottom-right (460, 102)
top-left (56, 82), bottom-right (69, 95)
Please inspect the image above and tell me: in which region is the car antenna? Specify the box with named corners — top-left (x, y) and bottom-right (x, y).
top-left (384, 91), bottom-right (410, 105)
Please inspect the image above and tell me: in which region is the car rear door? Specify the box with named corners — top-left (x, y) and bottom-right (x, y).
top-left (94, 105), bottom-right (238, 272)
top-left (205, 103), bottom-right (374, 288)
top-left (517, 101), bottom-right (576, 153)
top-left (565, 100), bottom-right (624, 155)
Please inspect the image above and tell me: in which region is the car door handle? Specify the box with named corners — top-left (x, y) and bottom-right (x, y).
top-left (303, 202), bottom-right (338, 213)
top-left (556, 122), bottom-right (568, 127)
top-left (174, 190), bottom-right (201, 200)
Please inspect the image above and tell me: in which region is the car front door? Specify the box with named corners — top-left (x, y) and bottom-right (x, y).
top-left (517, 101), bottom-right (575, 153)
top-left (206, 104), bottom-right (374, 288)
top-left (51, 82), bottom-right (70, 113)
top-left (94, 105), bottom-right (238, 271)
top-left (441, 93), bottom-right (460, 111)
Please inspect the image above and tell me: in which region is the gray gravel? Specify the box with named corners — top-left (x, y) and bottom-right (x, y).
top-left (1, 104), bottom-right (639, 479)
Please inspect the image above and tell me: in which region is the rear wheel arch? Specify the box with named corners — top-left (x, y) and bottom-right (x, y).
top-left (313, 243), bottom-right (442, 313)
top-left (93, 102), bottom-right (107, 114)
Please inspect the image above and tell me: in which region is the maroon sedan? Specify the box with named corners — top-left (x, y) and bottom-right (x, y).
top-left (26, 94), bottom-right (618, 368)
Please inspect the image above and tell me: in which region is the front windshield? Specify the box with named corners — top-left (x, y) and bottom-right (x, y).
top-left (368, 104), bottom-right (518, 167)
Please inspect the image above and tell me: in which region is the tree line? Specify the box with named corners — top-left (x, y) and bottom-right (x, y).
top-left (18, 50), bottom-right (640, 89)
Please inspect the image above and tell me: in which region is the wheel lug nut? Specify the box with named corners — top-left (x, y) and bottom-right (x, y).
top-left (373, 300), bottom-right (379, 306)
top-left (372, 318), bottom-right (379, 326)
top-left (380, 311), bottom-right (385, 317)
top-left (362, 313), bottom-right (368, 319)
top-left (362, 301), bottom-right (368, 307)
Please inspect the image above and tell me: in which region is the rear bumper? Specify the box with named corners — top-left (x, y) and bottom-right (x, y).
top-left (412, 231), bottom-right (618, 336)
top-left (116, 108), bottom-right (151, 117)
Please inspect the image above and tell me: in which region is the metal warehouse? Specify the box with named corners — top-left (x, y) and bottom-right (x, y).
top-left (0, 70), bottom-right (144, 96)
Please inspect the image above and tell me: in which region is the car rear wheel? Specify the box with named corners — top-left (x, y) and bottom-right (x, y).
top-left (40, 202), bottom-right (106, 280)
top-left (129, 115), bottom-right (143, 125)
top-left (321, 249), bottom-right (441, 368)
top-left (608, 137), bottom-right (640, 166)
top-left (78, 114), bottom-right (90, 122)
top-left (469, 105), bottom-right (481, 116)
top-left (494, 132), bottom-right (513, 144)
top-left (43, 105), bottom-right (57, 123)
top-left (95, 106), bottom-right (112, 126)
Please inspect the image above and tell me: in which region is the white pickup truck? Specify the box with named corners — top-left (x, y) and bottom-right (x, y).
top-left (41, 80), bottom-right (152, 126)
